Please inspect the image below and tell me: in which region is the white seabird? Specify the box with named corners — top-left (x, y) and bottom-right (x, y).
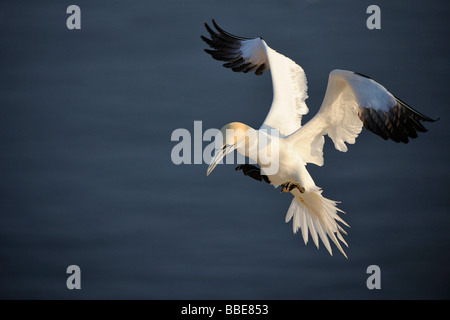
top-left (202, 20), bottom-right (437, 257)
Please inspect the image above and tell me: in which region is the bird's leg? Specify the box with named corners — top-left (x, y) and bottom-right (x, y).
top-left (235, 164), bottom-right (271, 184)
top-left (280, 181), bottom-right (305, 193)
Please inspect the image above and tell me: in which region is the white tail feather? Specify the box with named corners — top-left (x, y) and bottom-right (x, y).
top-left (285, 186), bottom-right (349, 258)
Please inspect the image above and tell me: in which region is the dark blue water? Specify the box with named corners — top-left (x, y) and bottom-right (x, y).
top-left (0, 0), bottom-right (449, 299)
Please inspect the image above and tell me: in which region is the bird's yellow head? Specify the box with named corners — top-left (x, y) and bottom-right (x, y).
top-left (206, 122), bottom-right (253, 176)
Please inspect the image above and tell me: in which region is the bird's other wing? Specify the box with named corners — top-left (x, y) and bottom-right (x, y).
top-left (201, 19), bottom-right (309, 136)
top-left (288, 69), bottom-right (437, 166)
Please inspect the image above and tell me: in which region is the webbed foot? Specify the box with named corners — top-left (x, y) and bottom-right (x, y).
top-left (280, 181), bottom-right (305, 193)
top-left (235, 164), bottom-right (270, 184)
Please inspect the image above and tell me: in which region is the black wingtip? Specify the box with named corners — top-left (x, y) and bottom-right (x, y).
top-left (204, 21), bottom-right (216, 37)
top-left (360, 96), bottom-right (439, 144)
top-left (353, 71), bottom-right (373, 80)
top-left (201, 19), bottom-right (267, 76)
top-left (209, 18), bottom-right (253, 41)
top-left (353, 72), bottom-right (439, 123)
top-left (394, 96), bottom-right (439, 122)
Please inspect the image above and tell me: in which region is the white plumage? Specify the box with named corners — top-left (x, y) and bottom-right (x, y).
top-left (202, 20), bottom-right (437, 257)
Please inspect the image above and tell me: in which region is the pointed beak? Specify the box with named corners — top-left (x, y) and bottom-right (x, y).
top-left (206, 144), bottom-right (236, 176)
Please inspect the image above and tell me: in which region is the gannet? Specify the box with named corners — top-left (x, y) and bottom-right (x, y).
top-left (202, 20), bottom-right (437, 257)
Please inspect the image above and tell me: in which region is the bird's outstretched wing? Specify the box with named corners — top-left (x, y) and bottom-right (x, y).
top-left (201, 19), bottom-right (309, 136)
top-left (290, 69), bottom-right (438, 166)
